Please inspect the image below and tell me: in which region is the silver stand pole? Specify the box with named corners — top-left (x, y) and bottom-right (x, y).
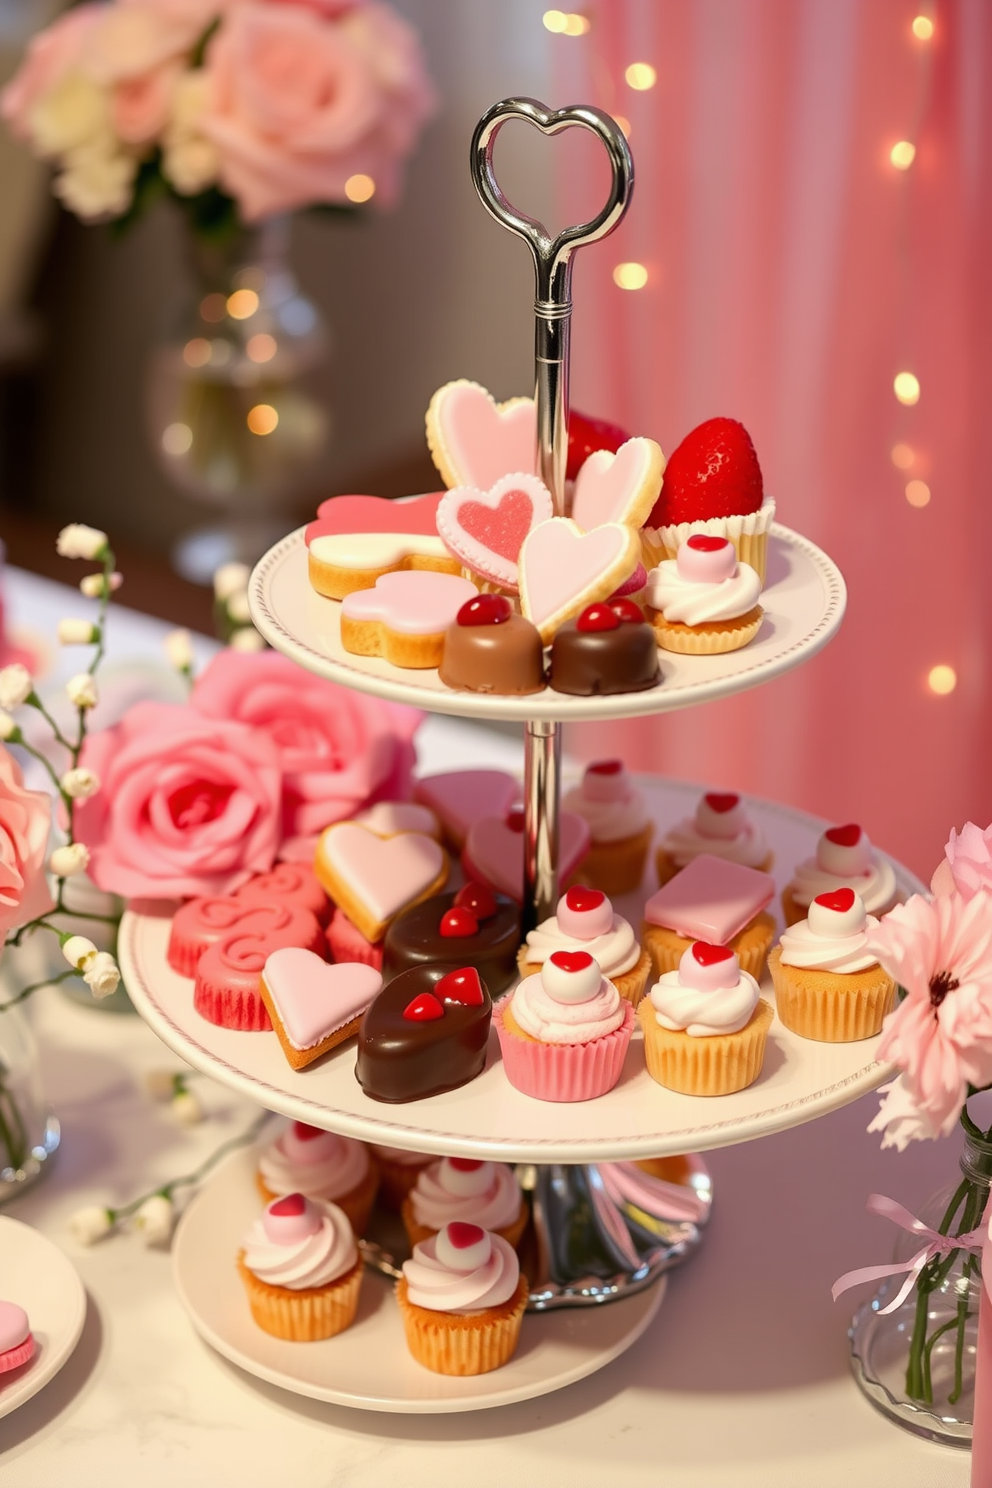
top-left (522, 719), bottom-right (561, 936)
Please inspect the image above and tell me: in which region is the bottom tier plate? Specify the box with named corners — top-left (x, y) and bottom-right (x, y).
top-left (0, 1217), bottom-right (88, 1421)
top-left (172, 1147), bottom-right (666, 1413)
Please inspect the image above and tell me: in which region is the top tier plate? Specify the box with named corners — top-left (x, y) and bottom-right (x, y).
top-left (248, 522), bottom-right (845, 723)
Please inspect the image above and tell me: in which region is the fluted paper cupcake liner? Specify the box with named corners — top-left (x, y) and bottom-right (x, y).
top-left (570, 824), bottom-right (654, 897)
top-left (193, 975), bottom-right (271, 1031)
top-left (493, 996), bottom-right (635, 1102)
top-left (326, 909), bottom-right (384, 969)
top-left (237, 1253), bottom-right (363, 1340)
top-left (396, 1274), bottom-right (528, 1375)
top-left (638, 997), bottom-right (774, 1095)
top-left (649, 605), bottom-right (763, 655)
top-left (373, 1152), bottom-right (435, 1211)
top-left (768, 946), bottom-right (896, 1042)
top-left (641, 500), bottom-right (775, 584)
top-left (642, 913), bottom-right (776, 983)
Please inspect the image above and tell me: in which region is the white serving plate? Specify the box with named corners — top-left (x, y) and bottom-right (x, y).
top-left (0, 1217), bottom-right (87, 1421)
top-left (247, 524), bottom-right (845, 723)
top-left (172, 1146), bottom-right (665, 1413)
top-left (121, 778), bottom-right (920, 1164)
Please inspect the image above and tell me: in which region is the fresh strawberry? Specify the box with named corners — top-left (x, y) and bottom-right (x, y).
top-left (566, 410), bottom-right (630, 482)
top-left (647, 417), bottom-right (763, 527)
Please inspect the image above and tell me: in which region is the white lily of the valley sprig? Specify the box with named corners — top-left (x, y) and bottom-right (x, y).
top-left (163, 629), bottom-right (194, 676)
top-left (65, 673), bottom-right (98, 710)
top-left (0, 709), bottom-right (18, 740)
top-left (56, 524), bottom-right (109, 561)
top-left (49, 842), bottom-right (90, 877)
top-left (0, 664), bottom-right (33, 709)
top-left (61, 766), bottom-right (100, 800)
top-left (69, 1205), bottom-right (115, 1245)
top-left (57, 618), bottom-right (100, 645)
top-left (62, 935), bottom-right (121, 999)
top-left (229, 628), bottom-right (265, 653)
top-left (131, 1194), bottom-right (174, 1246)
top-left (80, 571), bottom-right (122, 598)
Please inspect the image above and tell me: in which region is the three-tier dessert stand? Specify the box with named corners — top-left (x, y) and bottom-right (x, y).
top-left (121, 99), bottom-right (921, 1411)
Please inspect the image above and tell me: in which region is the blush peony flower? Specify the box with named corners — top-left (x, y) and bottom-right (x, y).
top-left (932, 821), bottom-right (992, 903)
top-left (0, 746), bottom-right (55, 939)
top-left (868, 891), bottom-right (992, 1137)
top-left (188, 649), bottom-right (420, 854)
top-left (74, 700), bottom-right (283, 898)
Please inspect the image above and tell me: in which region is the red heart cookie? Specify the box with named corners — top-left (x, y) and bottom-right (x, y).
top-left (437, 472), bottom-right (554, 590)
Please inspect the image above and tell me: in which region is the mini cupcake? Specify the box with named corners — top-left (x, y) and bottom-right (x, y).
top-left (768, 888), bottom-right (896, 1041)
top-left (646, 536), bottom-right (763, 655)
top-left (782, 823), bottom-right (899, 927)
top-left (0, 1302), bottom-right (34, 1374)
top-left (256, 1121), bottom-right (379, 1237)
top-left (369, 1145), bottom-right (436, 1211)
top-left (396, 1221), bottom-right (528, 1376)
top-left (642, 854), bottom-right (776, 982)
top-left (656, 790), bottom-right (772, 885)
top-left (638, 941), bottom-right (773, 1095)
top-left (402, 1157), bottom-right (527, 1251)
top-left (494, 950), bottom-right (635, 1102)
top-left (237, 1192), bottom-right (363, 1341)
top-left (518, 885), bottom-right (652, 1007)
top-left (562, 760), bottom-right (653, 896)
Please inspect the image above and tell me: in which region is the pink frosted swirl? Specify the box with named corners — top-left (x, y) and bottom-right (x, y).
top-left (410, 1158), bottom-right (521, 1232)
top-left (649, 967), bottom-right (760, 1036)
top-left (562, 765), bottom-right (649, 843)
top-left (258, 1123), bottom-right (370, 1202)
top-left (242, 1198), bottom-right (356, 1289)
top-left (510, 966), bottom-right (624, 1045)
top-left (402, 1227), bottom-right (520, 1314)
top-left (523, 912), bottom-right (640, 978)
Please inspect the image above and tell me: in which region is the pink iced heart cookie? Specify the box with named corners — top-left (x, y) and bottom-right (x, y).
top-left (315, 822), bottom-right (448, 943)
top-left (437, 472), bottom-right (553, 590)
top-left (306, 492), bottom-right (460, 600)
top-left (414, 770), bottom-right (519, 849)
top-left (519, 518), bottom-right (641, 643)
top-left (260, 946), bottom-right (382, 1070)
top-left (340, 570), bottom-right (478, 670)
top-left (426, 380), bottom-right (537, 490)
top-left (463, 810), bottom-right (590, 901)
top-left (571, 437), bottom-right (665, 532)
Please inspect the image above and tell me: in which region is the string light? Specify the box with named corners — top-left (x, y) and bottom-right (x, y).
top-left (162, 423), bottom-right (192, 456)
top-left (182, 338), bottom-right (211, 369)
top-left (912, 15), bottom-right (934, 40)
top-left (200, 293), bottom-right (226, 324)
top-left (625, 62), bottom-right (657, 90)
top-left (247, 404), bottom-right (278, 436)
top-left (893, 371), bottom-right (921, 405)
top-left (227, 289), bottom-right (258, 320)
top-left (890, 140), bottom-right (916, 169)
top-left (345, 174), bottom-right (376, 203)
top-left (927, 664), bottom-right (957, 695)
top-left (246, 333), bottom-right (277, 364)
top-left (613, 262), bottom-right (648, 290)
top-left (891, 443), bottom-right (915, 469)
top-left (905, 479), bottom-right (930, 507)
top-left (613, 114), bottom-right (632, 138)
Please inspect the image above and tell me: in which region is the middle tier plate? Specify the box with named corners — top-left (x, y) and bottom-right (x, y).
top-left (120, 778), bottom-right (917, 1164)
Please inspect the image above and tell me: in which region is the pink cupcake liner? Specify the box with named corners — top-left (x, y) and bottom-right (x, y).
top-left (193, 974), bottom-right (272, 1031)
top-left (493, 997), bottom-right (635, 1102)
top-left (326, 909), bottom-right (384, 970)
top-left (0, 1334), bottom-right (34, 1373)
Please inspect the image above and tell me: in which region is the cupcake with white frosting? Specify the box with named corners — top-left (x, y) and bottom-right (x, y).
top-left (396, 1221), bottom-right (528, 1375)
top-left (562, 760), bottom-right (653, 896)
top-left (518, 885), bottom-right (652, 1007)
top-left (782, 823), bottom-right (899, 927)
top-left (257, 1122), bottom-right (379, 1237)
top-left (768, 888), bottom-right (895, 1041)
top-left (237, 1192), bottom-right (363, 1340)
top-left (402, 1157), bottom-right (527, 1251)
top-left (656, 789), bottom-right (772, 885)
top-left (638, 941), bottom-right (773, 1095)
top-left (646, 535), bottom-right (763, 654)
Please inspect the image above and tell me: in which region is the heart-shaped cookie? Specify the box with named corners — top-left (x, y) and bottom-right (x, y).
top-left (260, 947), bottom-right (382, 1070)
top-left (356, 963), bottom-right (493, 1102)
top-left (519, 518), bottom-right (641, 643)
top-left (462, 809), bottom-right (591, 901)
top-left (414, 770), bottom-right (519, 849)
top-left (315, 822), bottom-right (448, 942)
top-left (426, 380), bottom-right (537, 491)
top-left (571, 437), bottom-right (665, 532)
top-left (305, 493), bottom-right (459, 600)
top-left (437, 472), bottom-right (553, 590)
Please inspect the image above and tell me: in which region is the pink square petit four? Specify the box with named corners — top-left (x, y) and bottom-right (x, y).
top-left (643, 854), bottom-right (775, 943)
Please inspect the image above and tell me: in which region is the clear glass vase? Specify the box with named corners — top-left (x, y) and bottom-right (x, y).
top-left (147, 216), bottom-right (331, 583)
top-left (849, 1126), bottom-right (990, 1447)
top-left (0, 1004), bottom-right (60, 1204)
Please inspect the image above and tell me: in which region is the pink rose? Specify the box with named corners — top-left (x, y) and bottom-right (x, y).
top-left (0, 746), bottom-right (54, 940)
top-left (1, 6), bottom-right (102, 140)
top-left (84, 2), bottom-right (218, 82)
top-left (112, 60), bottom-right (182, 144)
top-left (74, 701), bottom-right (283, 899)
top-left (931, 821), bottom-right (992, 903)
top-left (189, 650), bottom-right (420, 854)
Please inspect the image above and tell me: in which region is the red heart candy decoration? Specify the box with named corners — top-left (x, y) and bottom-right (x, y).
top-left (292, 1122), bottom-right (322, 1142)
top-left (550, 949), bottom-right (595, 973)
top-left (403, 991), bottom-right (445, 1022)
top-left (449, 1157), bottom-right (484, 1172)
top-left (815, 887), bottom-right (857, 913)
top-left (577, 603), bottom-right (621, 633)
top-left (704, 792), bottom-right (739, 814)
top-left (448, 1221), bottom-right (486, 1250)
top-left (459, 489), bottom-right (535, 562)
top-left (440, 907), bottom-right (478, 939)
top-left (687, 534), bottom-right (732, 553)
top-left (436, 966), bottom-right (485, 1007)
top-left (454, 882), bottom-right (498, 920)
top-left (825, 823), bottom-right (862, 847)
top-left (457, 593), bottom-right (512, 627)
top-left (270, 1193), bottom-right (307, 1217)
top-left (506, 808), bottom-right (525, 833)
top-left (609, 598), bottom-right (644, 624)
top-left (589, 759), bottom-right (623, 776)
top-left (691, 941), bottom-right (735, 966)
top-left (565, 885), bottom-right (607, 914)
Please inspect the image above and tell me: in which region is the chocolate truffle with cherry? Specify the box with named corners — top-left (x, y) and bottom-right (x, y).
top-left (356, 965), bottom-right (493, 1103)
top-left (439, 593), bottom-right (544, 695)
top-left (548, 599), bottom-right (659, 696)
top-left (381, 881), bottom-right (521, 995)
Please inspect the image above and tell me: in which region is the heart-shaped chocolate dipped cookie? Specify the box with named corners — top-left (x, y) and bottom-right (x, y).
top-left (356, 964), bottom-right (493, 1103)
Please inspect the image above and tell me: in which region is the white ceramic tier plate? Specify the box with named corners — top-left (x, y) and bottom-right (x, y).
top-left (120, 778), bottom-right (922, 1163)
top-left (173, 1146), bottom-right (665, 1413)
top-left (247, 524), bottom-right (845, 722)
top-left (0, 1217), bottom-right (87, 1420)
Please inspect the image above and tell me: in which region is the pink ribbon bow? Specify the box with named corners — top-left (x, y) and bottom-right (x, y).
top-left (832, 1193), bottom-right (986, 1316)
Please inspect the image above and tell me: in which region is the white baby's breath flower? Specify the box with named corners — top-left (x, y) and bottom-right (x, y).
top-left (0, 664), bottom-right (33, 709)
top-left (61, 766), bottom-right (100, 800)
top-left (69, 1205), bottom-right (115, 1245)
top-left (57, 618), bottom-right (99, 645)
top-left (171, 1089), bottom-right (203, 1126)
top-left (80, 571), bottom-right (123, 598)
top-left (161, 70), bottom-right (219, 195)
top-left (212, 561), bottom-right (251, 602)
top-left (144, 1069), bottom-right (179, 1102)
top-left (228, 627), bottom-right (265, 653)
top-left (62, 934), bottom-right (98, 970)
top-left (66, 673), bottom-right (98, 710)
top-left (226, 589), bottom-right (252, 625)
top-left (29, 72), bottom-right (110, 157)
top-left (163, 629), bottom-right (193, 672)
top-left (56, 523), bottom-right (109, 561)
top-left (0, 709), bottom-right (19, 741)
top-left (54, 137), bottom-right (137, 222)
top-left (83, 951), bottom-right (120, 999)
top-left (49, 842), bottom-right (90, 878)
top-left (131, 1194), bottom-right (174, 1245)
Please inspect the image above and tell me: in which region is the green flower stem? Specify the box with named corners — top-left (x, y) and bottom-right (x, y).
top-left (0, 968), bottom-right (79, 1014)
top-left (25, 692), bottom-right (73, 754)
top-left (0, 1073), bottom-right (27, 1171)
top-left (107, 1109), bottom-right (269, 1229)
top-left (905, 1176), bottom-right (969, 1402)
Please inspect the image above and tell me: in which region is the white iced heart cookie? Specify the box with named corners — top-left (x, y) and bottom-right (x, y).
top-left (571, 437), bottom-right (665, 531)
top-left (426, 380), bottom-right (537, 491)
top-left (518, 517), bottom-right (641, 643)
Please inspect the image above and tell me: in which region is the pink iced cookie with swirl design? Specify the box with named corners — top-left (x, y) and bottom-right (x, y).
top-left (260, 947), bottom-right (382, 1069)
top-left (315, 822), bottom-right (448, 943)
top-left (168, 897), bottom-right (325, 978)
top-left (519, 518), bottom-right (641, 643)
top-left (340, 571), bottom-right (478, 670)
top-left (463, 806), bottom-right (590, 903)
top-left (437, 472), bottom-right (553, 591)
top-left (236, 862), bottom-right (331, 926)
top-left (0, 1302), bottom-right (34, 1374)
top-left (194, 910), bottom-right (326, 1031)
top-left (571, 437), bottom-right (665, 532)
top-left (426, 380), bottom-right (537, 491)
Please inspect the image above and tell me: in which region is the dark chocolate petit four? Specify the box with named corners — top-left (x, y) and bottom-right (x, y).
top-left (548, 599), bottom-right (659, 696)
top-left (439, 594), bottom-right (544, 695)
top-left (356, 964), bottom-right (492, 1103)
top-left (382, 882), bottom-right (521, 995)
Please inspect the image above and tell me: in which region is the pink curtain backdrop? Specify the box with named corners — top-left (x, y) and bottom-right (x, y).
top-left (550, 0), bottom-right (992, 883)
